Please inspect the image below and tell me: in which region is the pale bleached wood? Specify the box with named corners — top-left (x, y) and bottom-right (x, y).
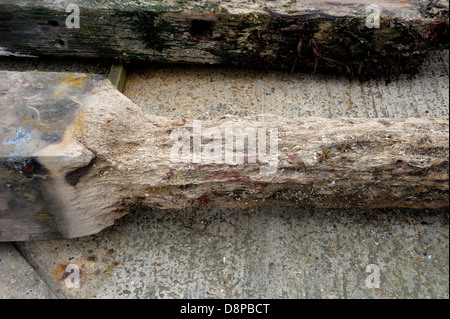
top-left (0, 71), bottom-right (448, 241)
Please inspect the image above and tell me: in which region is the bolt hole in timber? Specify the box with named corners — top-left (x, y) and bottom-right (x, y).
top-left (190, 19), bottom-right (214, 38)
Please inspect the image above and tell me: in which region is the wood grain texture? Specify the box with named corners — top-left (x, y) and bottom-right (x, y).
top-left (0, 0), bottom-right (448, 76)
top-left (0, 71), bottom-right (448, 241)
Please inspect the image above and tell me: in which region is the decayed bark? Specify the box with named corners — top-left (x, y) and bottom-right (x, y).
top-left (0, 71), bottom-right (448, 240)
top-left (0, 0), bottom-right (448, 76)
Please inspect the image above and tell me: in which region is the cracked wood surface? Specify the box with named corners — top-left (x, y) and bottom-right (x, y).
top-left (0, 0), bottom-right (448, 76)
top-left (0, 71), bottom-right (448, 241)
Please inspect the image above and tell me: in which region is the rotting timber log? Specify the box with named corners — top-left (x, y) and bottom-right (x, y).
top-left (0, 71), bottom-right (448, 241)
top-left (0, 0), bottom-right (448, 76)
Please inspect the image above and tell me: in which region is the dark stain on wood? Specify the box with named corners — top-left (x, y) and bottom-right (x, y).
top-left (65, 157), bottom-right (97, 187)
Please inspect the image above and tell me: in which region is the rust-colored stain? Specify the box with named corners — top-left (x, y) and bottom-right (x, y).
top-left (146, 187), bottom-right (172, 196)
top-left (198, 195), bottom-right (209, 207)
top-left (60, 74), bottom-right (88, 89)
top-left (52, 263), bottom-right (69, 280)
top-left (23, 164), bottom-right (34, 172)
top-left (71, 112), bottom-right (86, 134)
top-left (53, 263), bottom-right (85, 282)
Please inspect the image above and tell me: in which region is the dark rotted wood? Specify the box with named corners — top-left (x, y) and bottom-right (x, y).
top-left (0, 71), bottom-right (448, 241)
top-left (0, 0), bottom-right (448, 76)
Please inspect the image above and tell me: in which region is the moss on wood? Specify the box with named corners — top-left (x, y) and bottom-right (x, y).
top-left (0, 0), bottom-right (448, 76)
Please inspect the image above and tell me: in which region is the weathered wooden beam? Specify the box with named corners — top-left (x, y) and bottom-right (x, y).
top-left (0, 71), bottom-right (448, 241)
top-left (0, 0), bottom-right (448, 76)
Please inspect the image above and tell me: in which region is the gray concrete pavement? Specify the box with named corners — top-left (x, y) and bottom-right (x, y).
top-left (124, 51), bottom-right (449, 120)
top-left (13, 206), bottom-right (449, 299)
top-left (0, 243), bottom-right (57, 299)
top-left (0, 51), bottom-right (448, 299)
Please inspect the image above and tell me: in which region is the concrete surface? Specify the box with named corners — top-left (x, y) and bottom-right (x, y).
top-left (13, 207), bottom-right (450, 299)
top-left (124, 51), bottom-right (449, 120)
top-left (0, 244), bottom-right (57, 299)
top-left (0, 51), bottom-right (448, 299)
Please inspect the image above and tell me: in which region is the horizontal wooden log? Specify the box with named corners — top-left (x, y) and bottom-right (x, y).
top-left (0, 0), bottom-right (448, 76)
top-left (0, 71), bottom-right (448, 241)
